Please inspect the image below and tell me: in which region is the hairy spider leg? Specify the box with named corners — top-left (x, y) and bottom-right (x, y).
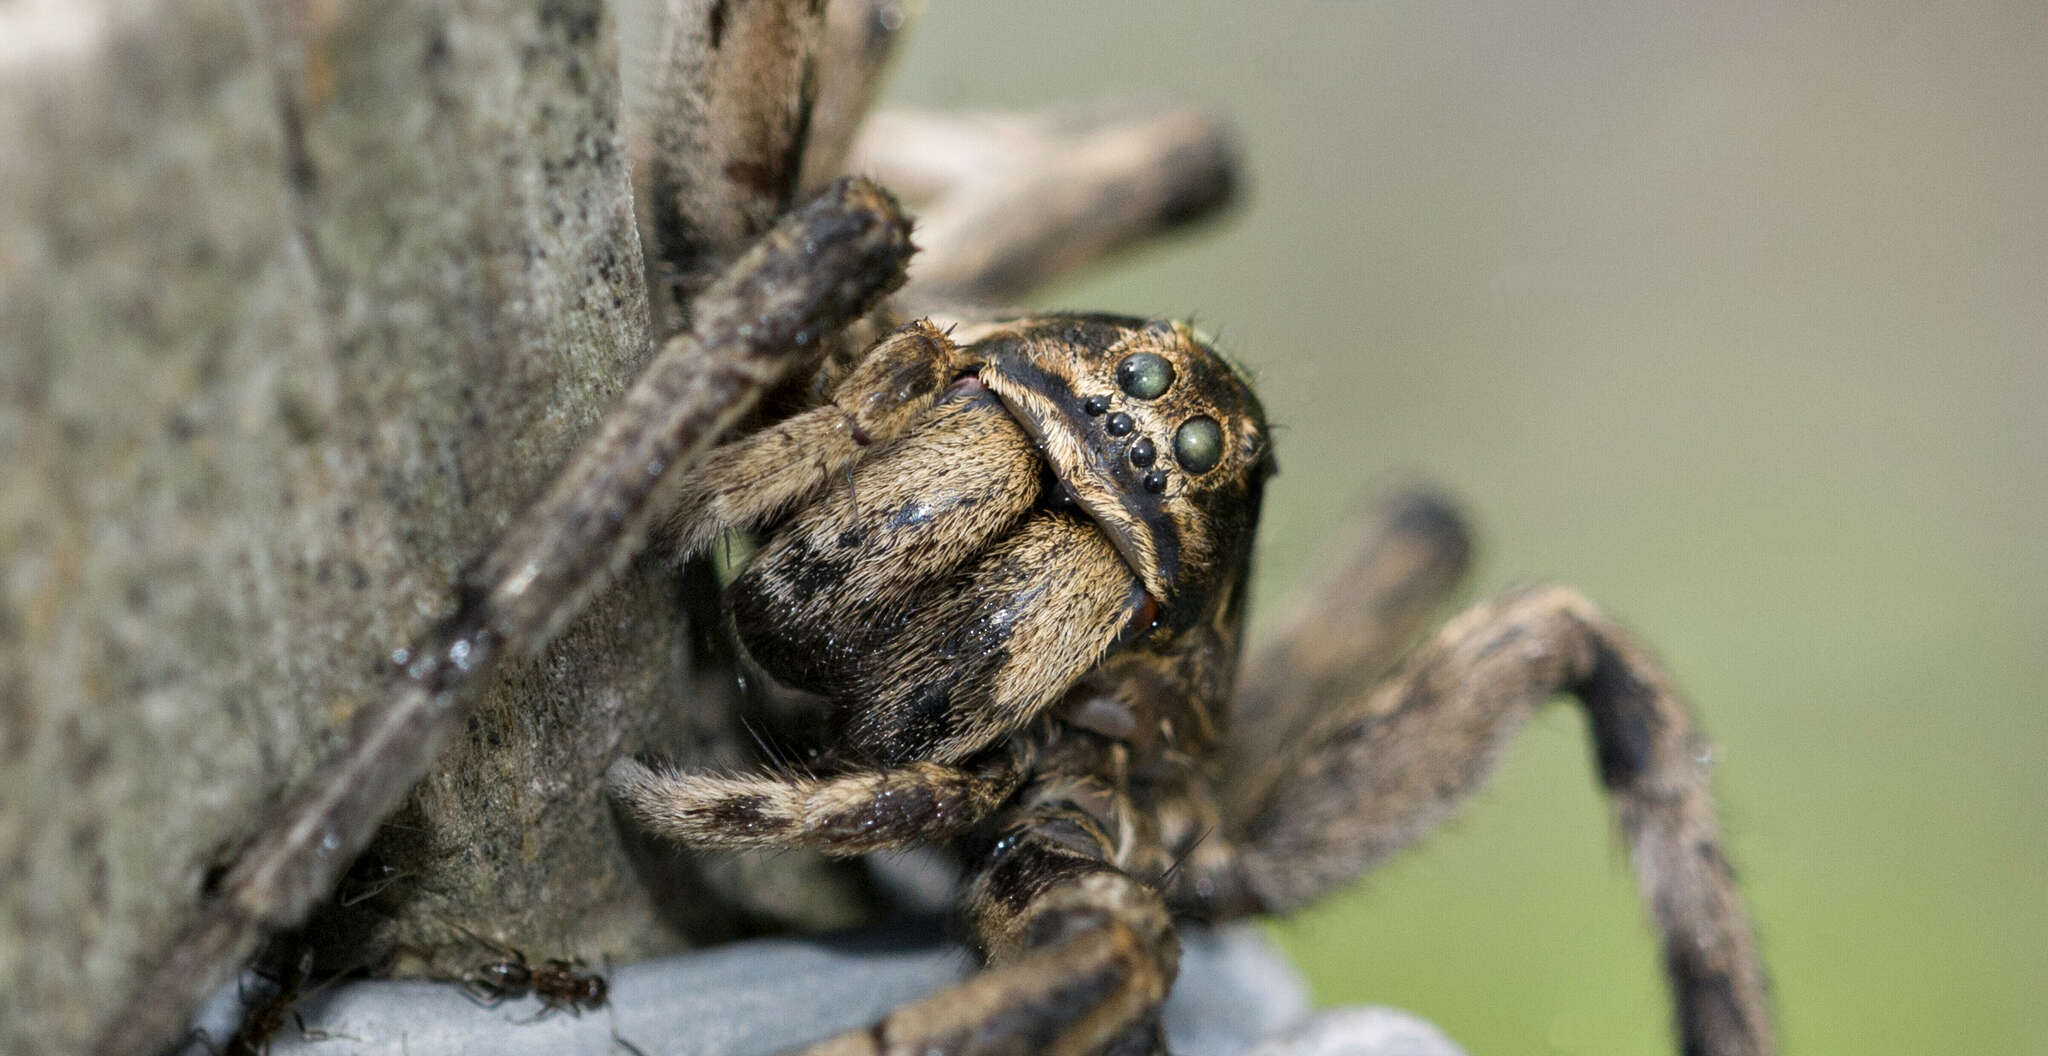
top-left (655, 319), bottom-right (966, 558)
top-left (799, 787), bottom-right (1180, 1056)
top-left (1197, 586), bottom-right (1776, 1056)
top-left (608, 744), bottom-right (1029, 856)
top-left (1221, 489), bottom-right (1474, 791)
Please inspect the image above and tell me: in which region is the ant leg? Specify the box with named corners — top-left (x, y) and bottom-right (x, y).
top-left (513, 1004), bottom-right (559, 1026)
top-left (597, 953), bottom-right (648, 1056)
top-left (458, 980), bottom-right (514, 1010)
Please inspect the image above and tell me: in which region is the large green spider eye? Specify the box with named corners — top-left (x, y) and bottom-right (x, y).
top-left (1116, 353), bottom-right (1175, 399)
top-left (1173, 416), bottom-right (1224, 474)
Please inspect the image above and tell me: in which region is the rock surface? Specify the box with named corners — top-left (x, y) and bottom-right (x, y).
top-left (0, 2), bottom-right (778, 1051)
top-left (178, 923), bottom-right (1467, 1056)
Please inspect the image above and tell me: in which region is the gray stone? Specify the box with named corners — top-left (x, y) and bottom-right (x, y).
top-left (179, 923), bottom-right (1461, 1056)
top-left (1248, 1008), bottom-right (1469, 1056)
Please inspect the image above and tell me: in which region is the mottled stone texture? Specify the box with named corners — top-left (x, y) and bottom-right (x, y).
top-left (0, 2), bottom-right (796, 1052)
top-left (177, 923), bottom-right (1332, 1056)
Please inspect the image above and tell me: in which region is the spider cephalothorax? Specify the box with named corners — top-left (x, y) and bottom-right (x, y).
top-left (719, 314), bottom-right (1270, 768)
top-left (968, 314), bottom-right (1273, 633)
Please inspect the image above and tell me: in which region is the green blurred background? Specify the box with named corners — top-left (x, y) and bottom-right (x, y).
top-left (882, 2), bottom-right (2045, 1053)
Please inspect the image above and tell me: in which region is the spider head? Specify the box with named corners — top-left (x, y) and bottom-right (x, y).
top-left (969, 314), bottom-right (1273, 635)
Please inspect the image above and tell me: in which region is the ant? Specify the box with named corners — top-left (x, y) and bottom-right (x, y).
top-left (463, 952), bottom-right (608, 1016)
top-left (186, 946), bottom-right (339, 1056)
top-left (448, 924), bottom-right (608, 1019)
top-left (448, 924), bottom-right (647, 1055)
top-left (186, 949), bottom-right (309, 1056)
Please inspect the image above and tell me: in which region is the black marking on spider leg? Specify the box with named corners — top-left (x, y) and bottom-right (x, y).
top-left (1150, 130), bottom-right (1239, 229)
top-left (975, 815), bottom-right (1114, 920)
top-left (1385, 487), bottom-right (1473, 556)
top-left (778, 56), bottom-right (819, 212)
top-left (973, 957), bottom-right (1126, 1053)
top-left (648, 209), bottom-right (717, 320)
top-left (1579, 636), bottom-right (1662, 790)
top-left (1100, 1013), bottom-right (1171, 1056)
top-left (1695, 838), bottom-right (1736, 879)
top-left (707, 0), bottom-right (729, 49)
top-left (812, 775), bottom-right (967, 844)
top-left (1671, 959), bottom-right (1746, 1056)
top-left (698, 793), bottom-right (775, 834)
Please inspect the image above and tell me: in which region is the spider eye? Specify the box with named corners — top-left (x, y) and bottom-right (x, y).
top-left (1172, 417), bottom-right (1223, 474)
top-left (1116, 353), bottom-right (1175, 400)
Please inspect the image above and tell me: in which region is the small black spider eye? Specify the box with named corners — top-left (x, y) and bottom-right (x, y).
top-left (1141, 469), bottom-right (1168, 493)
top-left (1116, 353), bottom-right (1175, 400)
top-left (1082, 395), bottom-right (1110, 416)
top-left (1105, 412), bottom-right (1135, 437)
top-left (1128, 437), bottom-right (1156, 468)
top-left (1173, 416), bottom-right (1223, 474)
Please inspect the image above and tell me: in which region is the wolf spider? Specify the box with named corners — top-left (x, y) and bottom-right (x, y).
top-left (103, 2), bottom-right (1772, 1054)
top-left (598, 307), bottom-right (1773, 1056)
